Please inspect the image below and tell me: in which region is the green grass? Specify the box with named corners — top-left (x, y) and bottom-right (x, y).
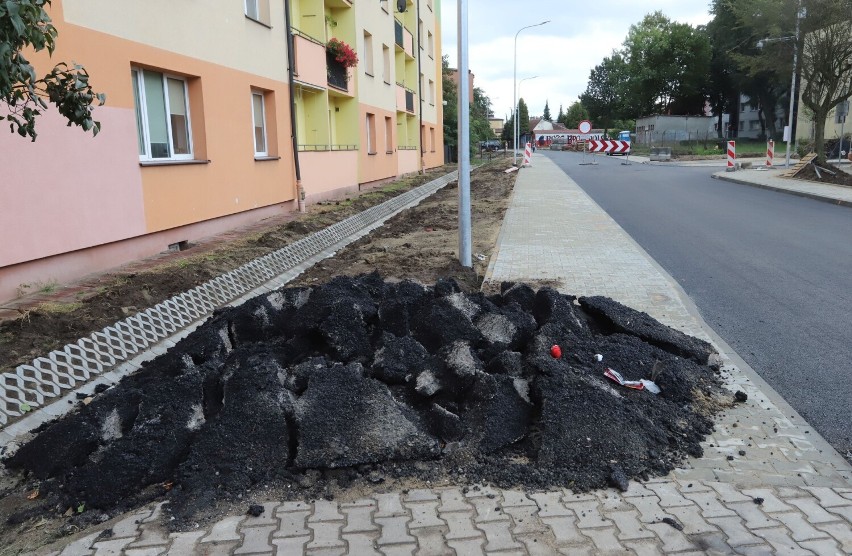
top-left (632, 139), bottom-right (771, 157)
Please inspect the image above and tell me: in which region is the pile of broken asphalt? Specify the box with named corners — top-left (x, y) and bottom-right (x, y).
top-left (3, 274), bottom-right (731, 530)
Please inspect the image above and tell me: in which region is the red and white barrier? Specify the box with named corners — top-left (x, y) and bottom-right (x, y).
top-left (587, 140), bottom-right (630, 154)
top-left (766, 140), bottom-right (774, 168)
top-left (727, 141), bottom-right (736, 171)
top-left (523, 142), bottom-right (532, 166)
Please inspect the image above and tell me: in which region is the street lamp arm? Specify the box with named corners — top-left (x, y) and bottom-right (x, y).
top-left (513, 20), bottom-right (550, 165)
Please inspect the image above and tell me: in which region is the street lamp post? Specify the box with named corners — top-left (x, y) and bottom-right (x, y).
top-left (513, 20), bottom-right (549, 166)
top-left (517, 76), bottom-right (538, 153)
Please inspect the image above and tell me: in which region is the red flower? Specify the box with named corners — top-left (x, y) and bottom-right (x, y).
top-left (327, 38), bottom-right (359, 69)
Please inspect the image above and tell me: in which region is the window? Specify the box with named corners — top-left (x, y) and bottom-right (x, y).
top-left (385, 116), bottom-right (393, 153)
top-left (366, 113), bottom-right (376, 154)
top-left (430, 127), bottom-right (435, 152)
top-left (363, 31), bottom-right (374, 76)
top-left (132, 68), bottom-right (193, 160)
top-left (251, 92), bottom-right (267, 156)
top-left (382, 45), bottom-right (391, 84)
top-left (245, 0), bottom-right (271, 26)
top-left (428, 79), bottom-right (435, 105)
top-left (427, 31), bottom-right (434, 58)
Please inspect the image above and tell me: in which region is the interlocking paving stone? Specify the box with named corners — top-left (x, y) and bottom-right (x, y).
top-left (405, 501), bottom-right (445, 529)
top-left (799, 538), bottom-right (843, 554)
top-left (404, 489), bottom-right (439, 503)
top-left (378, 544), bottom-right (417, 556)
top-left (540, 516), bottom-right (589, 546)
top-left (442, 511), bottom-right (482, 541)
top-left (110, 509), bottom-right (151, 539)
top-left (123, 547), bottom-right (166, 556)
top-left (752, 526), bottom-right (810, 554)
top-left (242, 502), bottom-right (279, 527)
top-left (734, 544), bottom-right (774, 556)
top-left (814, 521), bottom-right (852, 553)
top-left (579, 526), bottom-right (627, 553)
top-left (90, 537), bottom-right (136, 556)
top-left (826, 504), bottom-right (852, 523)
top-left (468, 497), bottom-right (509, 524)
top-left (529, 492), bottom-right (572, 518)
top-left (516, 533), bottom-right (561, 556)
top-left (805, 487), bottom-right (851, 508)
top-left (271, 536), bottom-right (310, 554)
top-left (437, 488), bottom-right (472, 514)
top-left (622, 538), bottom-right (666, 556)
top-left (409, 526), bottom-right (452, 556)
top-left (375, 515), bottom-right (416, 546)
top-left (200, 515), bottom-right (244, 543)
top-left (605, 510), bottom-right (655, 541)
top-left (445, 539), bottom-right (484, 556)
top-left (671, 504), bottom-right (719, 535)
top-left (621, 495), bottom-right (675, 525)
top-left (126, 522), bottom-right (169, 549)
top-left (375, 494), bottom-right (409, 518)
top-left (341, 503), bottom-right (378, 534)
top-left (342, 532), bottom-right (382, 555)
top-left (646, 482), bottom-right (696, 508)
top-left (273, 509), bottom-right (311, 538)
top-left (644, 522), bottom-right (697, 553)
top-left (741, 489), bottom-right (793, 513)
top-left (681, 489), bottom-right (738, 518)
top-left (233, 525), bottom-right (276, 554)
top-left (503, 505), bottom-right (548, 536)
top-left (309, 500), bottom-right (344, 523)
top-left (165, 531), bottom-right (205, 555)
top-left (306, 520), bottom-right (345, 552)
top-left (727, 501), bottom-right (782, 530)
top-left (768, 512), bottom-right (830, 542)
top-left (500, 490), bottom-right (536, 508)
top-left (476, 520), bottom-right (523, 552)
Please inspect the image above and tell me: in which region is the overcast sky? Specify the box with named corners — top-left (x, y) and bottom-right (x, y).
top-left (440, 0), bottom-right (713, 123)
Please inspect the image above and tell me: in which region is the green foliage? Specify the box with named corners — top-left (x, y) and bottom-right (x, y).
top-left (441, 56), bottom-right (495, 151)
top-left (441, 55), bottom-right (457, 146)
top-left (562, 101), bottom-right (589, 129)
top-left (542, 100), bottom-right (551, 122)
top-left (580, 52), bottom-right (629, 128)
top-left (1, 0), bottom-right (105, 141)
top-left (518, 98), bottom-right (529, 135)
top-left (557, 104), bottom-right (564, 123)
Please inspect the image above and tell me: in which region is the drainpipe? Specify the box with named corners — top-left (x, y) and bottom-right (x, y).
top-left (415, 0), bottom-right (425, 174)
top-left (284, 0), bottom-right (305, 212)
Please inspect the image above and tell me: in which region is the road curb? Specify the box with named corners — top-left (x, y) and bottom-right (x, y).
top-left (712, 173), bottom-right (852, 208)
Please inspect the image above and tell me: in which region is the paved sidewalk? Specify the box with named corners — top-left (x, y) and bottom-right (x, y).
top-left (38, 155), bottom-right (852, 555)
top-left (713, 167), bottom-right (852, 207)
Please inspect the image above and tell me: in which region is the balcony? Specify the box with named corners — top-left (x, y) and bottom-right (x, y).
top-left (293, 32), bottom-right (327, 90)
top-left (394, 19), bottom-right (414, 57)
top-left (324, 0), bottom-right (352, 8)
top-left (327, 52), bottom-right (348, 92)
top-left (396, 83), bottom-right (416, 114)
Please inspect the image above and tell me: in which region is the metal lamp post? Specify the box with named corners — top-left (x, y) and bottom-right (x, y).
top-left (517, 76), bottom-right (538, 154)
top-left (513, 20), bottom-right (549, 166)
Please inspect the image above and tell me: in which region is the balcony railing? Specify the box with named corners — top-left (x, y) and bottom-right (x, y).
top-left (395, 19), bottom-right (404, 48)
top-left (327, 52), bottom-right (348, 91)
top-left (297, 144), bottom-right (358, 152)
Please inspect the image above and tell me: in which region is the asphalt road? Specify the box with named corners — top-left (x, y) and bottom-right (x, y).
top-left (544, 151), bottom-right (852, 460)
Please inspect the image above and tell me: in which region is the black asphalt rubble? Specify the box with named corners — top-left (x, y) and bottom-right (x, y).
top-left (4, 274), bottom-right (730, 525)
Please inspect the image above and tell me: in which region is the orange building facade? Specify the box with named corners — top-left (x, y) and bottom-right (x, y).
top-left (0, 0), bottom-right (444, 303)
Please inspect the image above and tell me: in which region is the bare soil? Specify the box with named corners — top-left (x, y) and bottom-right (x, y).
top-left (794, 160), bottom-right (852, 186)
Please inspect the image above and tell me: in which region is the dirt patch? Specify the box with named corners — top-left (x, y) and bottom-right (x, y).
top-left (0, 165), bottom-right (460, 377)
top-left (1, 274), bottom-right (729, 553)
top-left (794, 160), bottom-right (852, 187)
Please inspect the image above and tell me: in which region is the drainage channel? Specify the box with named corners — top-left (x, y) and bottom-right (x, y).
top-left (0, 170), bottom-right (460, 446)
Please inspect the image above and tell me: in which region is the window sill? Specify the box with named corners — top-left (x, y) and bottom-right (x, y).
top-left (386, 150), bottom-right (394, 154)
top-left (368, 151), bottom-right (378, 156)
top-left (140, 159), bottom-right (209, 167)
top-left (384, 80), bottom-right (391, 86)
top-left (245, 15), bottom-right (272, 29)
top-left (365, 72), bottom-right (374, 78)
top-left (254, 155), bottom-right (281, 161)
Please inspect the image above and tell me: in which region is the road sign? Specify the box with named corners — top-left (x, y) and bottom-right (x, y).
top-left (578, 120), bottom-right (592, 134)
top-left (587, 140), bottom-right (629, 153)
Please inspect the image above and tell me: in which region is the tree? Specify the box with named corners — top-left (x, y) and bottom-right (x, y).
top-left (517, 98), bottom-right (530, 138)
top-left (441, 55), bottom-right (457, 147)
top-left (798, 1), bottom-right (852, 163)
top-left (542, 100), bottom-right (552, 121)
top-left (470, 86), bottom-right (494, 144)
top-left (1, 0), bottom-right (105, 140)
top-left (557, 104), bottom-right (564, 123)
top-left (622, 12), bottom-right (711, 115)
top-left (563, 101), bottom-right (589, 129)
top-left (580, 52), bottom-right (628, 129)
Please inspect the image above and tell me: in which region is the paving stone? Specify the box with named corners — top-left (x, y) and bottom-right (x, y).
top-left (529, 492), bottom-right (572, 518)
top-left (110, 509), bottom-right (151, 539)
top-left (437, 488), bottom-right (471, 513)
top-left (404, 489), bottom-right (439, 502)
top-left (580, 526), bottom-right (626, 553)
top-left (621, 495), bottom-right (675, 525)
top-left (804, 487), bottom-right (850, 508)
top-left (273, 509), bottom-right (311, 538)
top-left (555, 546), bottom-right (595, 556)
top-left (122, 548), bottom-right (166, 556)
top-left (233, 525), bottom-right (275, 554)
top-left (799, 538), bottom-right (843, 554)
top-left (406, 500), bottom-right (445, 529)
top-left (708, 482), bottom-right (752, 503)
top-left (606, 509), bottom-right (654, 540)
top-left (304, 548), bottom-right (345, 556)
top-left (752, 526), bottom-right (811, 554)
top-left (540, 516), bottom-right (589, 546)
top-left (681, 489), bottom-right (738, 519)
top-left (706, 516), bottom-right (763, 547)
top-left (644, 523), bottom-right (697, 553)
top-left (277, 501), bottom-right (311, 513)
top-left (814, 521), bottom-right (852, 553)
top-left (594, 491), bottom-right (631, 512)
top-left (410, 526), bottom-right (452, 556)
top-left (733, 545), bottom-right (774, 556)
top-left (464, 485), bottom-right (501, 499)
top-left (166, 531), bottom-right (205, 555)
top-left (445, 539), bottom-right (484, 556)
top-left (561, 490), bottom-right (598, 502)
top-left (91, 538), bottom-right (136, 556)
top-left (375, 493), bottom-right (409, 518)
top-left (646, 482), bottom-right (696, 508)
top-left (476, 520), bottom-right (522, 552)
top-left (826, 505), bottom-right (852, 524)
top-left (306, 520), bottom-right (345, 551)
top-left (309, 500), bottom-right (344, 523)
top-left (621, 482), bottom-right (656, 498)
top-left (127, 522), bottom-right (170, 549)
top-left (675, 479), bottom-right (712, 493)
top-left (500, 490), bottom-right (536, 508)
top-left (503, 505), bottom-right (548, 535)
top-left (340, 497), bottom-right (376, 508)
top-left (781, 497), bottom-right (841, 525)
top-left (516, 533), bottom-right (560, 556)
top-left (379, 544), bottom-right (417, 556)
top-left (622, 539), bottom-right (665, 556)
top-left (58, 532), bottom-right (101, 556)
top-left (183, 541), bottom-right (239, 556)
top-left (727, 501), bottom-right (781, 530)
top-left (563, 500), bottom-right (613, 529)
top-left (468, 496), bottom-right (509, 524)
top-left (741, 489), bottom-right (793, 513)
top-left (341, 503), bottom-right (377, 534)
top-left (141, 503), bottom-right (165, 525)
top-left (375, 515), bottom-right (416, 546)
top-left (443, 511), bottom-right (482, 541)
top-left (271, 536), bottom-right (310, 554)
top-left (242, 501), bottom-right (279, 527)
top-left (200, 515), bottom-right (244, 543)
top-left (769, 512), bottom-right (831, 542)
top-left (672, 504), bottom-right (719, 535)
top-left (342, 532), bottom-right (382, 555)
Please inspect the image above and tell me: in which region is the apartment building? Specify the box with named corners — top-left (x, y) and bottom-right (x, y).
top-left (0, 0), bottom-right (443, 303)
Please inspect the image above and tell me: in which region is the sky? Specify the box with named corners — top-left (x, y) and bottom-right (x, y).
top-left (440, 0), bottom-right (714, 122)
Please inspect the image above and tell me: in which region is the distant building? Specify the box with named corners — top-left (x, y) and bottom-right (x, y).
top-left (635, 115), bottom-right (716, 145)
top-left (446, 68), bottom-right (475, 103)
top-left (488, 117), bottom-right (504, 137)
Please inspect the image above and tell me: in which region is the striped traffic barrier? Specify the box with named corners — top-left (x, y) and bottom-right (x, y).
top-left (727, 141), bottom-right (736, 172)
top-left (766, 140), bottom-right (774, 168)
top-left (523, 142), bottom-right (532, 166)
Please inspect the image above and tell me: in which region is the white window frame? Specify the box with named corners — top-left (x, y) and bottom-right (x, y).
top-left (131, 67), bottom-right (194, 162)
top-left (245, 0), bottom-right (259, 19)
top-left (251, 91), bottom-right (268, 157)
top-left (363, 31), bottom-right (374, 76)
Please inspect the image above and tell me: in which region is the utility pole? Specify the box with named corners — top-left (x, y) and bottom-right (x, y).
top-left (457, 0), bottom-right (471, 267)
